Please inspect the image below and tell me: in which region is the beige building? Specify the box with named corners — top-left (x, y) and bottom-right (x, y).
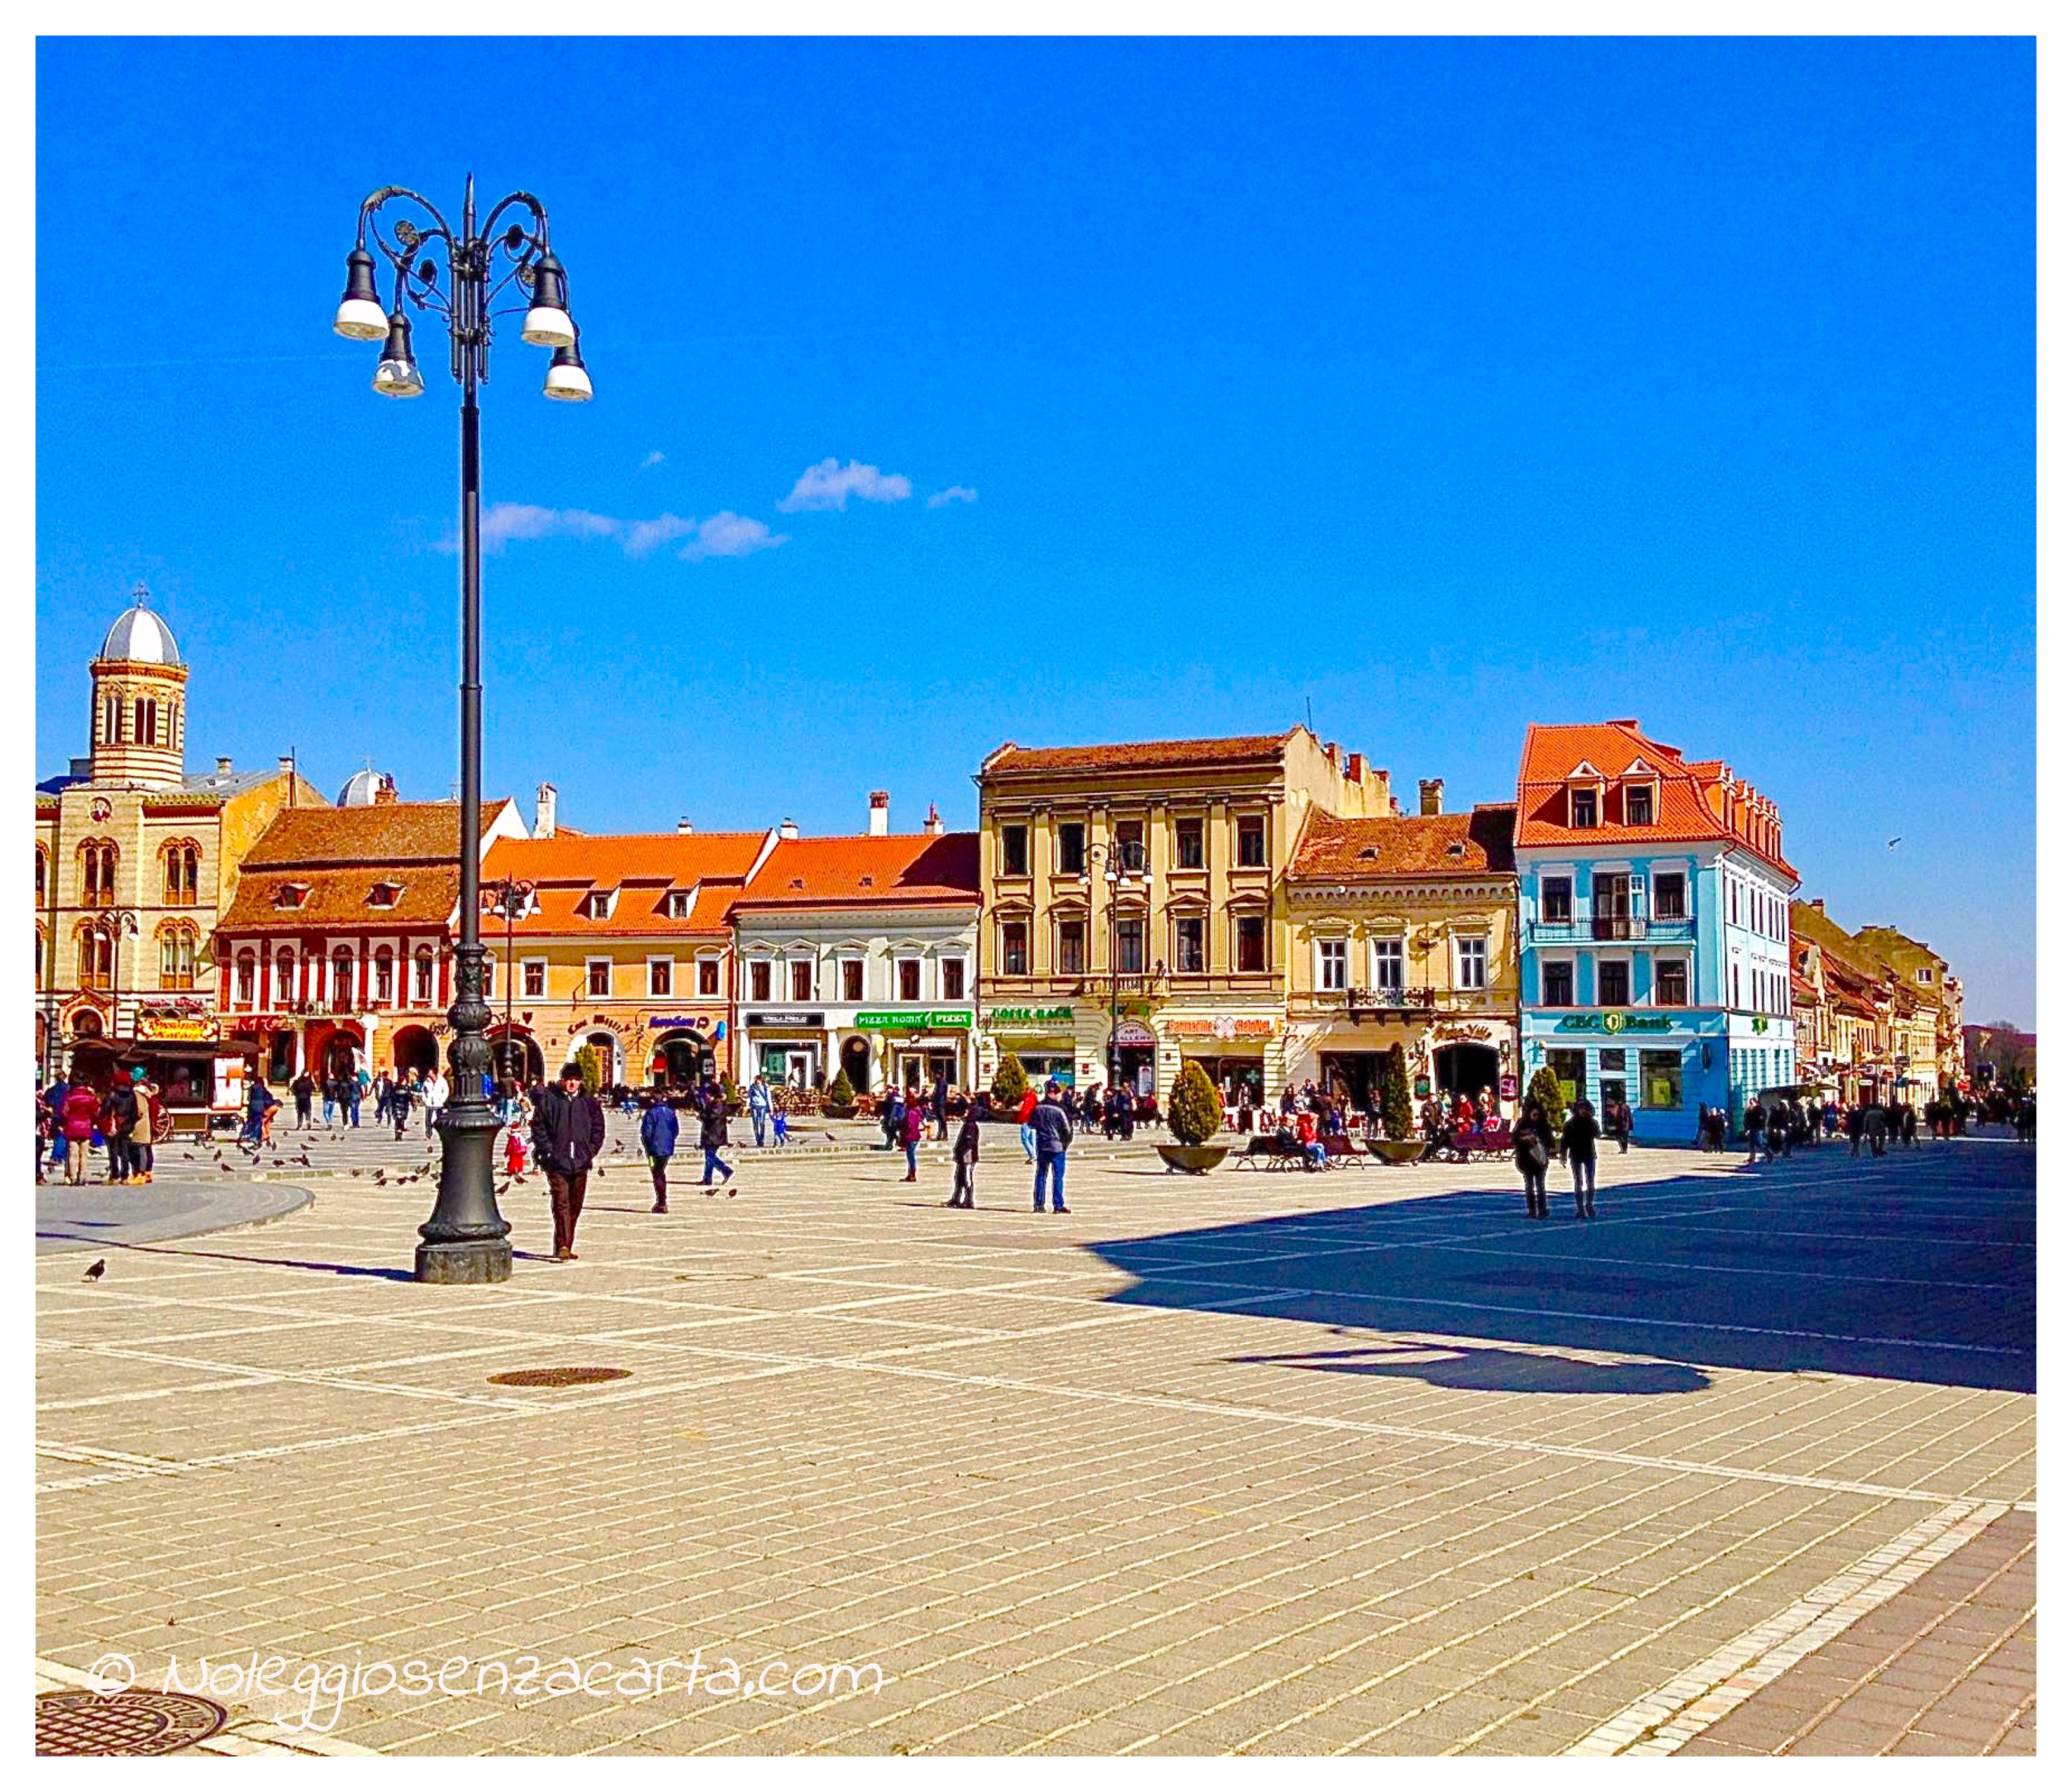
top-left (975, 729), bottom-right (1393, 1103)
top-left (1284, 791), bottom-right (1521, 1113)
top-left (34, 588), bottom-right (324, 1113)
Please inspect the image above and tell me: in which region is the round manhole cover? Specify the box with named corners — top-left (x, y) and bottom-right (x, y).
top-left (488, 1366), bottom-right (632, 1388)
top-left (36, 1689), bottom-right (228, 1756)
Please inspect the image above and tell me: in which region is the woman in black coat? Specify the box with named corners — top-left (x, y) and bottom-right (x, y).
top-left (1513, 1101), bottom-right (1555, 1218)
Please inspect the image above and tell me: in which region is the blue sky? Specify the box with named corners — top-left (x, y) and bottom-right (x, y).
top-left (36, 37), bottom-right (2035, 1024)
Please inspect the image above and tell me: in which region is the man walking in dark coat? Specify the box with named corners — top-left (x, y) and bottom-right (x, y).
top-left (640, 1097), bottom-right (680, 1213)
top-left (1561, 1097), bottom-right (1600, 1219)
top-left (1030, 1080), bottom-right (1073, 1214)
top-left (531, 1062), bottom-right (606, 1261)
top-left (699, 1085), bottom-right (736, 1188)
top-left (948, 1107), bottom-right (980, 1209)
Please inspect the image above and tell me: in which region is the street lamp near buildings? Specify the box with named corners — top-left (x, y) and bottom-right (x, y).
top-left (483, 875), bottom-right (536, 1087)
top-left (333, 176), bottom-right (591, 1284)
top-left (1079, 840), bottom-right (1150, 1096)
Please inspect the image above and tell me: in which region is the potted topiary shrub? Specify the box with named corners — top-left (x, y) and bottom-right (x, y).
top-left (1525, 1065), bottom-right (1567, 1129)
top-left (1367, 1043), bottom-right (1424, 1162)
top-left (574, 1045), bottom-right (604, 1098)
top-left (822, 1067), bottom-right (858, 1119)
top-left (987, 1052), bottom-right (1028, 1121)
top-left (1155, 1059), bottom-right (1231, 1173)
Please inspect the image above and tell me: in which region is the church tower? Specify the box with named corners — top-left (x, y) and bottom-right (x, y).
top-left (88, 584), bottom-right (189, 788)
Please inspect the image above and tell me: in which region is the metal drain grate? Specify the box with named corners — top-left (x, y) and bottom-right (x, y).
top-left (36, 1690), bottom-right (228, 1756)
top-left (488, 1366), bottom-right (632, 1388)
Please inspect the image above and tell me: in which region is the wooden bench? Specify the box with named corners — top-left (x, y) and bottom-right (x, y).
top-left (1435, 1126), bottom-right (1513, 1162)
top-left (1319, 1133), bottom-right (1364, 1167)
top-left (1236, 1134), bottom-right (1303, 1169)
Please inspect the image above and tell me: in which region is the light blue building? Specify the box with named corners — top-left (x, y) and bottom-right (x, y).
top-left (1512, 721), bottom-right (1798, 1141)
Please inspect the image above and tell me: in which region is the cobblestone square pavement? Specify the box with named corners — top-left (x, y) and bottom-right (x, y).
top-left (35, 1127), bottom-right (2035, 1755)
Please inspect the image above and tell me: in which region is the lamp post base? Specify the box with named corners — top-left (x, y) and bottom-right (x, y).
top-left (415, 1236), bottom-right (514, 1284)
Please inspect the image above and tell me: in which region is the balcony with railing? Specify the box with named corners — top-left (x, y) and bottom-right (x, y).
top-left (1529, 912), bottom-right (1697, 945)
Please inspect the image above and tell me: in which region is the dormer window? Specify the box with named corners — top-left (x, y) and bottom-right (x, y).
top-left (667, 890), bottom-right (691, 920)
top-left (1445, 842), bottom-right (1466, 859)
top-left (860, 875), bottom-right (875, 887)
top-left (789, 877), bottom-right (805, 890)
top-left (274, 883), bottom-right (310, 910)
top-left (1570, 788), bottom-right (1598, 828)
top-left (1357, 846), bottom-right (1379, 861)
top-left (583, 890), bottom-right (613, 919)
top-left (368, 881), bottom-right (402, 909)
top-left (1624, 784), bottom-right (1655, 826)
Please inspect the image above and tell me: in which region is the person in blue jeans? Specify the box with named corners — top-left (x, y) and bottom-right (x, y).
top-left (747, 1075), bottom-right (772, 1147)
top-left (1029, 1080), bottom-right (1073, 1214)
top-left (699, 1088), bottom-right (736, 1189)
top-left (640, 1097), bottom-right (679, 1213)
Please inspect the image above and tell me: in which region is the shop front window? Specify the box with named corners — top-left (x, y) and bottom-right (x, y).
top-left (1641, 1049), bottom-right (1683, 1110)
top-left (1548, 1047), bottom-right (1588, 1109)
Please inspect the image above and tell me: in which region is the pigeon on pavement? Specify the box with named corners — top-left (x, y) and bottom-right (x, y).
top-left (83, 1259), bottom-right (106, 1282)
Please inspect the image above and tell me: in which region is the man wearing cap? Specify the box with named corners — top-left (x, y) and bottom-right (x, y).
top-left (1029, 1079), bottom-right (1074, 1214)
top-left (531, 1062), bottom-right (606, 1261)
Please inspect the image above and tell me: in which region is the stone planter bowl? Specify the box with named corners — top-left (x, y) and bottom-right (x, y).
top-left (1155, 1142), bottom-right (1231, 1174)
top-left (1366, 1138), bottom-right (1424, 1164)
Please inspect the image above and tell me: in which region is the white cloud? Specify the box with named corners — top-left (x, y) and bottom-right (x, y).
top-left (638, 450), bottom-right (666, 471)
top-left (460, 501), bottom-right (784, 564)
top-left (927, 485), bottom-right (978, 508)
top-left (622, 513), bottom-right (701, 558)
top-left (679, 512), bottom-right (787, 561)
top-left (478, 503), bottom-right (623, 554)
top-left (777, 457), bottom-right (913, 512)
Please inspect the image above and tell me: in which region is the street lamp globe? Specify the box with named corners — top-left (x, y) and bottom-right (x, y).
top-left (371, 310), bottom-right (425, 399)
top-left (521, 249), bottom-right (576, 347)
top-left (333, 246), bottom-right (390, 340)
top-left (543, 336), bottom-right (592, 402)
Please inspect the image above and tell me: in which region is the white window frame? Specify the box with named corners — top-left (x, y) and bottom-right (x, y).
top-left (748, 957), bottom-right (774, 1003)
top-left (787, 956), bottom-right (817, 1003)
top-left (1653, 954), bottom-right (1692, 1007)
top-left (838, 956), bottom-right (865, 1002)
top-left (1540, 873), bottom-right (1574, 924)
top-left (648, 955), bottom-right (674, 999)
top-left (696, 955), bottom-right (722, 998)
top-left (1371, 936), bottom-right (1405, 994)
top-left (939, 954), bottom-right (967, 1002)
top-left (522, 957), bottom-right (548, 999)
top-left (585, 957), bottom-right (613, 999)
top-left (1317, 937), bottom-right (1349, 993)
top-left (1539, 953), bottom-right (1577, 1008)
top-left (482, 955), bottom-right (496, 1001)
top-left (896, 956), bottom-right (924, 1002)
top-left (1454, 933), bottom-right (1489, 992)
top-left (667, 889), bottom-right (691, 920)
top-left (1596, 954), bottom-right (1633, 1008)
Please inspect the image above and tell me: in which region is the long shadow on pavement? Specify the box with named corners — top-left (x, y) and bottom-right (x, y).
top-left (1091, 1150), bottom-right (2036, 1394)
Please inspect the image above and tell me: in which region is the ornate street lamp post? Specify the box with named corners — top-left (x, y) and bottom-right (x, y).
top-left (331, 176), bottom-right (591, 1283)
top-left (484, 875), bottom-right (536, 1088)
top-left (1079, 840), bottom-right (1149, 1098)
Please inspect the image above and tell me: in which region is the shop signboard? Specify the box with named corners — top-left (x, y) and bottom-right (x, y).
top-left (1551, 1012), bottom-right (1677, 1035)
top-left (211, 1056), bottom-right (247, 1113)
top-left (743, 1011), bottom-right (824, 1029)
top-left (985, 1006), bottom-right (1073, 1030)
top-left (854, 1010), bottom-right (973, 1032)
top-left (141, 1016), bottom-right (215, 1042)
top-left (1413, 1075), bottom-right (1431, 1099)
top-left (1112, 1019), bottom-right (1158, 1047)
top-left (1499, 1073), bottom-right (1518, 1099)
top-left (1164, 1016), bottom-right (1278, 1041)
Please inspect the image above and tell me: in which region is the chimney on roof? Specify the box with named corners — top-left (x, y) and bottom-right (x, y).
top-left (924, 800), bottom-right (943, 837)
top-left (1418, 778), bottom-right (1444, 817)
top-left (868, 790), bottom-right (889, 837)
top-left (1810, 898), bottom-right (1825, 915)
top-left (535, 781), bottom-right (557, 840)
top-left (277, 755), bottom-right (295, 777)
top-left (1345, 752), bottom-right (1364, 783)
top-left (677, 816), bottom-right (692, 834)
top-left (779, 818), bottom-right (799, 841)
top-left (1610, 717), bottom-right (1640, 729)
top-left (1322, 741), bottom-right (1338, 769)
top-left (216, 755), bottom-right (234, 776)
top-left (373, 778), bottom-right (398, 806)
top-left (1389, 795), bottom-right (1402, 816)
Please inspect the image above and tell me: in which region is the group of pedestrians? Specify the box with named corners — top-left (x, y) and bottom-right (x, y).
top-left (36, 1068), bottom-right (163, 1186)
top-left (1511, 1096), bottom-right (1601, 1219)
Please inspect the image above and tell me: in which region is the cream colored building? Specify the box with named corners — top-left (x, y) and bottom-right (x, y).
top-left (34, 588), bottom-right (325, 1112)
top-left (975, 729), bottom-right (1394, 1103)
top-left (1284, 794), bottom-right (1521, 1112)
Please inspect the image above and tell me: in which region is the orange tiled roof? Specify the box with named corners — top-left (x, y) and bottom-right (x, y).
top-left (1289, 805), bottom-right (1516, 879)
top-left (242, 802), bottom-right (507, 869)
top-left (218, 866), bottom-right (459, 933)
top-left (983, 731), bottom-right (1298, 776)
top-left (1514, 720), bottom-right (1797, 879)
top-left (482, 830), bottom-right (769, 887)
top-left (481, 832), bottom-right (771, 939)
top-left (732, 832), bottom-right (981, 911)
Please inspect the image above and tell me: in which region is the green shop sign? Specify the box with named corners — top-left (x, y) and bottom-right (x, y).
top-left (1552, 1012), bottom-right (1677, 1035)
top-left (985, 1006), bottom-right (1073, 1027)
top-left (854, 1010), bottom-right (973, 1032)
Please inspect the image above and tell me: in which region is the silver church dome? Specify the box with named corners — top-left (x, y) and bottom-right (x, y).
top-left (98, 589), bottom-right (183, 666)
top-left (337, 767), bottom-right (395, 807)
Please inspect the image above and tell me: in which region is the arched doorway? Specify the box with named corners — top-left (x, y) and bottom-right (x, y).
top-left (581, 1032), bottom-right (620, 1085)
top-left (1434, 1042), bottom-right (1501, 1101)
top-left (650, 1030), bottom-right (711, 1091)
top-left (488, 1026), bottom-right (544, 1085)
top-left (840, 1035), bottom-right (872, 1094)
top-left (391, 1025), bottom-right (441, 1077)
top-left (309, 1021), bottom-right (365, 1082)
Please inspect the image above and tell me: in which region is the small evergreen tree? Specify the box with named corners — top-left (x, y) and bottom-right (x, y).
top-left (1166, 1060), bottom-right (1224, 1146)
top-left (825, 1067), bottom-right (856, 1108)
top-left (574, 1045), bottom-right (603, 1096)
top-left (990, 1052), bottom-right (1029, 1108)
top-left (1526, 1064), bottom-right (1565, 1127)
top-left (1379, 1044), bottom-right (1415, 1141)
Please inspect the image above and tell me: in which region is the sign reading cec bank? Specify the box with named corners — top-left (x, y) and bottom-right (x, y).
top-left (1551, 1012), bottom-right (1679, 1035)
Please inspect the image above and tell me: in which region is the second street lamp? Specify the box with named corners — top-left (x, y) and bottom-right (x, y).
top-left (331, 175), bottom-right (591, 1284)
